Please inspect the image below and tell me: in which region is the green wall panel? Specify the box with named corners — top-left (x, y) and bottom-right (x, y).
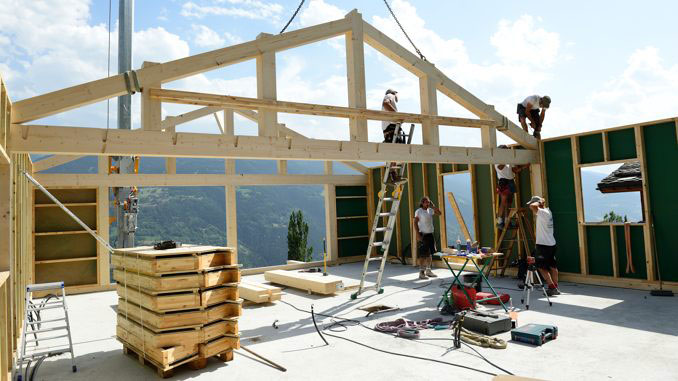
top-left (607, 128), bottom-right (637, 161)
top-left (336, 198), bottom-right (367, 217)
top-left (643, 122), bottom-right (678, 281)
top-left (457, 164), bottom-right (469, 171)
top-left (425, 164), bottom-right (442, 250)
top-left (337, 218), bottom-right (368, 237)
top-left (336, 186), bottom-right (367, 197)
top-left (338, 237), bottom-right (369, 258)
top-left (410, 163), bottom-right (424, 207)
top-left (614, 225), bottom-right (647, 279)
top-left (442, 164), bottom-right (454, 173)
top-left (543, 138), bottom-right (581, 273)
top-left (578, 134), bottom-right (604, 164)
top-left (398, 183), bottom-right (411, 258)
top-left (585, 226), bottom-right (613, 276)
top-left (472, 165), bottom-right (494, 248)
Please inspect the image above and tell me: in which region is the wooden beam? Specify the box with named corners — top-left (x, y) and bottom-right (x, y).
top-left (447, 191), bottom-right (471, 241)
top-left (223, 109), bottom-right (237, 262)
top-left (0, 164), bottom-right (9, 271)
top-left (140, 62), bottom-right (162, 131)
top-left (436, 164), bottom-right (446, 248)
top-left (150, 89), bottom-right (495, 128)
top-left (324, 182), bottom-right (338, 261)
top-left (32, 173), bottom-right (368, 187)
top-left (481, 125), bottom-right (497, 149)
top-left (0, 145), bottom-right (8, 165)
top-left (33, 155), bottom-right (85, 172)
top-left (11, 17), bottom-right (353, 124)
top-left (634, 125), bottom-right (655, 281)
top-left (419, 76), bottom-right (439, 145)
top-left (10, 125), bottom-right (540, 165)
top-left (256, 34), bottom-right (278, 137)
top-left (161, 106), bottom-right (222, 130)
top-left (97, 186), bottom-right (110, 285)
top-left (345, 10), bottom-right (368, 142)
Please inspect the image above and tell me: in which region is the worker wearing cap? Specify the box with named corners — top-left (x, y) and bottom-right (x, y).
top-left (527, 196), bottom-right (560, 296)
top-left (517, 95), bottom-right (551, 139)
top-left (381, 89), bottom-right (402, 143)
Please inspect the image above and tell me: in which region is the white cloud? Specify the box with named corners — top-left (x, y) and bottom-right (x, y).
top-left (298, 0), bottom-right (345, 27)
top-left (180, 1), bottom-right (283, 22)
top-left (192, 24), bottom-right (226, 48)
top-left (490, 15), bottom-right (560, 67)
top-left (134, 27), bottom-right (190, 64)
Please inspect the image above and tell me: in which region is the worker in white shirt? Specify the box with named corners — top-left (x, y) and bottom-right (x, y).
top-left (517, 95), bottom-right (551, 139)
top-left (527, 196), bottom-right (560, 296)
top-left (413, 196), bottom-right (442, 280)
top-left (495, 145), bottom-right (527, 230)
top-left (381, 89), bottom-right (405, 183)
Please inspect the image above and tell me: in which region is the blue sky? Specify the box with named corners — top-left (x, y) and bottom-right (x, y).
top-left (1, 0), bottom-right (676, 148)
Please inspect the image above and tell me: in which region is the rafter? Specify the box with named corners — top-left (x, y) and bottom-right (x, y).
top-left (9, 124), bottom-right (538, 165)
top-left (33, 155), bottom-right (86, 172)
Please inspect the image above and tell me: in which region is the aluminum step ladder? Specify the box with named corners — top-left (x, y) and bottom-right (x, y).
top-left (351, 123), bottom-right (414, 299)
top-left (15, 282), bottom-right (76, 381)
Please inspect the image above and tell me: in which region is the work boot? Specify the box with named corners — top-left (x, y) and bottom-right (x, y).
top-left (546, 288), bottom-right (557, 297)
top-left (425, 269), bottom-right (438, 278)
top-left (419, 271), bottom-right (428, 280)
top-left (533, 131), bottom-right (541, 139)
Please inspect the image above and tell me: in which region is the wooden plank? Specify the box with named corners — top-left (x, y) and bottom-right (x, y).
top-left (116, 332), bottom-right (198, 370)
top-left (150, 89), bottom-right (495, 129)
top-left (419, 76), bottom-right (439, 145)
top-left (118, 299), bottom-right (241, 331)
top-left (256, 35), bottom-right (278, 137)
top-left (199, 335), bottom-right (240, 358)
top-left (446, 192), bottom-right (471, 241)
top-left (10, 124), bottom-right (540, 165)
top-left (113, 268), bottom-right (240, 291)
top-left (97, 186), bottom-right (110, 286)
top-left (264, 270), bottom-right (347, 295)
top-left (161, 106), bottom-right (222, 130)
top-left (116, 284), bottom-right (238, 311)
top-left (12, 17), bottom-right (353, 124)
top-left (324, 168), bottom-right (339, 262)
top-left (112, 246), bottom-right (236, 275)
top-left (345, 10), bottom-right (368, 142)
top-left (407, 163), bottom-right (416, 265)
top-left (238, 281), bottom-right (282, 303)
top-left (34, 173), bottom-right (368, 187)
top-left (571, 137), bottom-right (588, 275)
top-left (436, 164), bottom-right (446, 248)
top-left (610, 225), bottom-right (619, 278)
top-left (141, 62), bottom-right (162, 131)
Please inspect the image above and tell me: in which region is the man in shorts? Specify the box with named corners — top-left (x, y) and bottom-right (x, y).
top-left (495, 145), bottom-right (527, 230)
top-left (527, 196), bottom-right (560, 296)
top-left (413, 196), bottom-right (442, 279)
top-left (517, 95), bottom-right (551, 139)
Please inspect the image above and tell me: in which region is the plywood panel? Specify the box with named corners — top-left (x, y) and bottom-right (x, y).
top-left (607, 128), bottom-right (637, 161)
top-left (34, 188), bottom-right (96, 204)
top-left (35, 261), bottom-right (97, 287)
top-left (586, 226), bottom-right (613, 276)
top-left (35, 234), bottom-right (96, 261)
top-left (34, 205), bottom-right (96, 233)
top-left (578, 133), bottom-right (604, 164)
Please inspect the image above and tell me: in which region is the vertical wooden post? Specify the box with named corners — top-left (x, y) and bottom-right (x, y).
top-left (419, 76), bottom-right (439, 146)
top-left (571, 137), bottom-right (588, 275)
top-left (407, 163), bottom-right (417, 265)
top-left (345, 10), bottom-right (367, 142)
top-left (610, 225), bottom-right (619, 278)
top-left (140, 62), bottom-right (162, 131)
top-left (223, 110), bottom-right (238, 259)
top-left (634, 125), bottom-right (655, 281)
top-left (256, 34), bottom-right (277, 138)
top-left (277, 160), bottom-right (287, 175)
top-left (97, 156), bottom-right (110, 285)
top-left (0, 163), bottom-right (9, 271)
top-left (436, 164), bottom-right (447, 249)
top-left (165, 126), bottom-right (177, 174)
top-left (324, 161), bottom-right (338, 262)
top-left (481, 126), bottom-right (497, 149)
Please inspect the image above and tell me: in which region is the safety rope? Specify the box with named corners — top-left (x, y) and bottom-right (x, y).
top-left (280, 0), bottom-right (306, 34)
top-left (382, 0), bottom-right (428, 62)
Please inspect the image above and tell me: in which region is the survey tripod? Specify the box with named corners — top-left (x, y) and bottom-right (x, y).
top-left (352, 123), bottom-right (414, 299)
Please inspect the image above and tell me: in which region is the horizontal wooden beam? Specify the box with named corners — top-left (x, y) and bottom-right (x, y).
top-left (149, 89), bottom-right (496, 128)
top-left (33, 173), bottom-right (367, 187)
top-left (161, 106), bottom-right (222, 129)
top-left (33, 154), bottom-right (85, 172)
top-left (9, 124), bottom-right (539, 165)
top-left (11, 17), bottom-right (352, 124)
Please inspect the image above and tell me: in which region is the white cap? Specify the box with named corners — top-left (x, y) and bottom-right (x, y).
top-left (526, 196), bottom-right (544, 205)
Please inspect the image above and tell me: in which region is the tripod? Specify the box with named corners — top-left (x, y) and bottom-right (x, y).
top-left (521, 258), bottom-right (552, 310)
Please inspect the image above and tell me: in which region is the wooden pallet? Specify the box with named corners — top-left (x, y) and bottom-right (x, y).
top-left (112, 245), bottom-right (236, 275)
top-left (116, 284), bottom-right (239, 311)
top-left (118, 299), bottom-right (242, 331)
top-left (238, 281), bottom-right (282, 303)
top-left (119, 336), bottom-right (234, 378)
top-left (113, 267), bottom-right (241, 291)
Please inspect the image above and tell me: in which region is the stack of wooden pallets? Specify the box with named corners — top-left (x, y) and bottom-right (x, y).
top-left (112, 245), bottom-right (241, 378)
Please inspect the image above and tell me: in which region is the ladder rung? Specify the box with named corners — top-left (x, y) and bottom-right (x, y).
top-left (28, 300), bottom-right (63, 308)
top-left (26, 304), bottom-right (64, 311)
top-left (26, 326), bottom-right (68, 334)
top-left (368, 257), bottom-right (384, 262)
top-left (25, 334), bottom-right (69, 343)
top-left (31, 317), bottom-right (66, 324)
top-left (382, 198), bottom-right (394, 202)
top-left (375, 227), bottom-right (391, 232)
top-left (371, 242), bottom-right (388, 247)
top-left (361, 285), bottom-right (377, 291)
top-left (378, 212), bottom-right (395, 217)
top-left (364, 271), bottom-right (379, 276)
top-left (20, 348), bottom-right (72, 360)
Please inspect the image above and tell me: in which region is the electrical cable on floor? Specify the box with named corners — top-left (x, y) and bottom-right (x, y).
top-left (335, 279), bottom-right (432, 318)
top-left (279, 300), bottom-right (508, 377)
top-left (310, 305), bottom-right (328, 346)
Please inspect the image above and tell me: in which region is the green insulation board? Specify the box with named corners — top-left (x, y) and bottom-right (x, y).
top-left (338, 237), bottom-right (369, 258)
top-left (585, 226), bottom-right (613, 276)
top-left (543, 138), bottom-right (581, 273)
top-left (578, 133), bottom-right (604, 164)
top-left (441, 163), bottom-right (454, 173)
top-left (425, 164), bottom-right (442, 250)
top-left (336, 198), bottom-right (367, 218)
top-left (336, 185), bottom-right (370, 258)
top-left (643, 121), bottom-right (678, 281)
top-left (398, 180), bottom-right (411, 259)
top-left (607, 128), bottom-right (637, 161)
top-left (337, 217), bottom-right (368, 238)
top-left (336, 186), bottom-right (367, 197)
top-left (614, 225), bottom-right (647, 280)
top-left (472, 165), bottom-right (494, 248)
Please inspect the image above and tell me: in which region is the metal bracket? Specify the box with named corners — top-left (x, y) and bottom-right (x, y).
top-left (122, 70), bottom-right (142, 94)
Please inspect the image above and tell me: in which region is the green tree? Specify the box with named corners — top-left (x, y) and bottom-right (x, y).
top-left (287, 210), bottom-right (313, 262)
top-left (603, 211), bottom-right (627, 223)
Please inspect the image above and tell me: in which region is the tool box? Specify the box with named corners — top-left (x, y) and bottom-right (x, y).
top-left (460, 311), bottom-right (512, 335)
top-left (511, 324), bottom-right (558, 346)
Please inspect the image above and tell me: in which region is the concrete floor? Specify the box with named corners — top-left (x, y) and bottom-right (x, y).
top-left (31, 262), bottom-right (678, 381)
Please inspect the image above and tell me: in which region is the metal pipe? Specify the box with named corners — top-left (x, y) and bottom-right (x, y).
top-left (22, 171), bottom-right (113, 252)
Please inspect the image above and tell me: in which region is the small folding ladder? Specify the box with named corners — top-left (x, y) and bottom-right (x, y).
top-left (15, 282), bottom-right (77, 381)
top-left (351, 124), bottom-right (414, 299)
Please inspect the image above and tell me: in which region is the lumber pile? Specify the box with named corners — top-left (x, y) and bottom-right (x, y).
top-left (113, 245), bottom-right (241, 378)
top-left (264, 269), bottom-right (357, 295)
top-left (239, 281), bottom-right (282, 303)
